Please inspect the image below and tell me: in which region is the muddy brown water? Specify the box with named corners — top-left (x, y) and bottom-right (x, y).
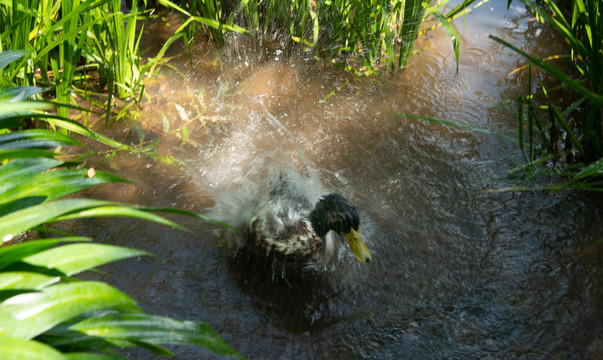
top-left (70, 1), bottom-right (601, 359)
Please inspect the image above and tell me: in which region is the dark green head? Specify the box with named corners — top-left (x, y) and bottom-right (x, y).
top-left (309, 194), bottom-right (371, 263)
top-left (309, 194), bottom-right (359, 237)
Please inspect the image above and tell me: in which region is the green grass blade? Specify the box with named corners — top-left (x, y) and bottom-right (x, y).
top-left (0, 148), bottom-right (59, 161)
top-left (0, 335), bottom-right (67, 360)
top-left (0, 199), bottom-right (115, 242)
top-left (0, 129), bottom-right (83, 150)
top-left (0, 199), bottom-right (189, 243)
top-left (0, 86), bottom-right (47, 101)
top-left (0, 101), bottom-right (54, 118)
top-left (0, 281), bottom-right (141, 339)
top-left (51, 206), bottom-right (190, 233)
top-left (0, 158), bottom-right (63, 194)
top-left (0, 271), bottom-right (61, 291)
top-left (0, 50), bottom-right (28, 70)
top-left (0, 169), bottom-right (131, 208)
top-left (64, 353), bottom-right (128, 360)
top-left (23, 243), bottom-right (150, 277)
top-left (0, 238), bottom-right (90, 270)
top-left (70, 313), bottom-right (244, 359)
top-left (397, 112), bottom-right (517, 142)
top-left (490, 34), bottom-right (603, 109)
top-left (425, 6), bottom-right (460, 75)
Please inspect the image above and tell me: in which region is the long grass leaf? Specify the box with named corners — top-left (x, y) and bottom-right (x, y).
top-left (63, 353), bottom-right (128, 360)
top-left (0, 238), bottom-right (90, 270)
top-left (0, 199), bottom-right (123, 242)
top-left (0, 271), bottom-right (60, 291)
top-left (0, 148), bottom-right (59, 161)
top-left (23, 243), bottom-right (150, 277)
top-left (0, 281), bottom-right (141, 339)
top-left (51, 205), bottom-right (190, 233)
top-left (489, 35), bottom-right (603, 109)
top-left (0, 158), bottom-right (63, 194)
top-left (0, 335), bottom-right (67, 360)
top-left (0, 129), bottom-right (82, 150)
top-left (397, 112), bottom-right (517, 142)
top-left (0, 169), bottom-right (130, 207)
top-left (71, 313), bottom-right (243, 359)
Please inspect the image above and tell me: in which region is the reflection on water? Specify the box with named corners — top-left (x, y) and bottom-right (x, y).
top-left (75, 1), bottom-right (601, 359)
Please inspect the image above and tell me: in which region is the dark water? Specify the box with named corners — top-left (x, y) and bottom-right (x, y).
top-left (73, 1), bottom-right (602, 359)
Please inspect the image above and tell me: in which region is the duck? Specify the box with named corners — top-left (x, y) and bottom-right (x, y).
top-left (243, 174), bottom-right (371, 271)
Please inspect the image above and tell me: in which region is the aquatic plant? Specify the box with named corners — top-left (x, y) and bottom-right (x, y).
top-left (491, 0), bottom-right (602, 190)
top-left (160, 0), bottom-right (462, 73)
top-left (0, 0), bottom-right (174, 122)
top-left (0, 57), bottom-right (242, 358)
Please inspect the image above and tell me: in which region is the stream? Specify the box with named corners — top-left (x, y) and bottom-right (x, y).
top-left (73, 1), bottom-right (602, 358)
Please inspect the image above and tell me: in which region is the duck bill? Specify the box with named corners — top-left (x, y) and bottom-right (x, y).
top-left (345, 228), bottom-right (371, 263)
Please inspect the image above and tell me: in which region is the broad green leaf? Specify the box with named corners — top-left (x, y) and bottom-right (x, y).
top-left (0, 157), bottom-right (63, 194)
top-left (52, 206), bottom-right (189, 232)
top-left (0, 199), bottom-right (114, 242)
top-left (0, 335), bottom-right (67, 360)
top-left (0, 271), bottom-right (60, 290)
top-left (0, 238), bottom-right (90, 270)
top-left (0, 119), bottom-right (24, 129)
top-left (0, 86), bottom-right (47, 102)
top-left (64, 353), bottom-right (128, 360)
top-left (0, 281), bottom-right (141, 339)
top-left (24, 243), bottom-right (150, 276)
top-left (71, 313), bottom-right (243, 359)
top-left (0, 169), bottom-right (130, 206)
top-left (0, 129), bottom-right (82, 150)
top-left (0, 101), bottom-right (54, 118)
top-left (0, 50), bottom-right (28, 70)
top-left (0, 148), bottom-right (58, 161)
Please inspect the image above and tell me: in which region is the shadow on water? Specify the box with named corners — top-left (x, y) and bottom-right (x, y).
top-left (71, 1), bottom-right (602, 359)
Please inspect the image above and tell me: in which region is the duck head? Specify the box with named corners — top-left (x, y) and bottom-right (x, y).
top-left (309, 194), bottom-right (372, 263)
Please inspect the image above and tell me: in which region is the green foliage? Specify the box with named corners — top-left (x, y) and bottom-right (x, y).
top-left (492, 0), bottom-right (602, 190)
top-left (0, 81), bottom-right (243, 358)
top-left (161, 0), bottom-right (464, 74)
top-left (0, 0), bottom-right (160, 117)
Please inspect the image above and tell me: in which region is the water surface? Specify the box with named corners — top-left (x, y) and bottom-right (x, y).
top-left (74, 1), bottom-right (602, 358)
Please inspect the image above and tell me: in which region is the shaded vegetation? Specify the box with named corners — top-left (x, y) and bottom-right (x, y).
top-left (493, 0), bottom-right (602, 190)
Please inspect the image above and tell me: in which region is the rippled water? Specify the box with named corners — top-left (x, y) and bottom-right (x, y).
top-left (73, 1), bottom-right (601, 359)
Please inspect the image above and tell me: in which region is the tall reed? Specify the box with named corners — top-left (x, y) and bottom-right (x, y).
top-left (0, 0), bottom-right (148, 118)
top-left (161, 0), bottom-right (459, 73)
top-left (493, 0), bottom-right (602, 190)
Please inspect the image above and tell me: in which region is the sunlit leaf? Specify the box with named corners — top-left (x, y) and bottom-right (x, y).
top-left (0, 86), bottom-right (47, 102)
top-left (0, 100), bottom-right (54, 118)
top-left (0, 271), bottom-right (60, 291)
top-left (0, 148), bottom-right (58, 161)
top-left (0, 238), bottom-right (90, 270)
top-left (0, 129), bottom-right (82, 150)
top-left (71, 313), bottom-right (244, 359)
top-left (0, 158), bottom-right (63, 194)
top-left (0, 169), bottom-right (130, 207)
top-left (51, 205), bottom-right (190, 233)
top-left (0, 281), bottom-right (141, 339)
top-left (0, 199), bottom-right (188, 243)
top-left (23, 243), bottom-right (150, 276)
top-left (63, 352), bottom-right (128, 360)
top-left (0, 335), bottom-right (67, 360)
top-left (0, 199), bottom-right (115, 242)
top-left (0, 50), bottom-right (28, 70)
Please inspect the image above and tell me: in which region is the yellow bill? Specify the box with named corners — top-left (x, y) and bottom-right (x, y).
top-left (345, 228), bottom-right (371, 263)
